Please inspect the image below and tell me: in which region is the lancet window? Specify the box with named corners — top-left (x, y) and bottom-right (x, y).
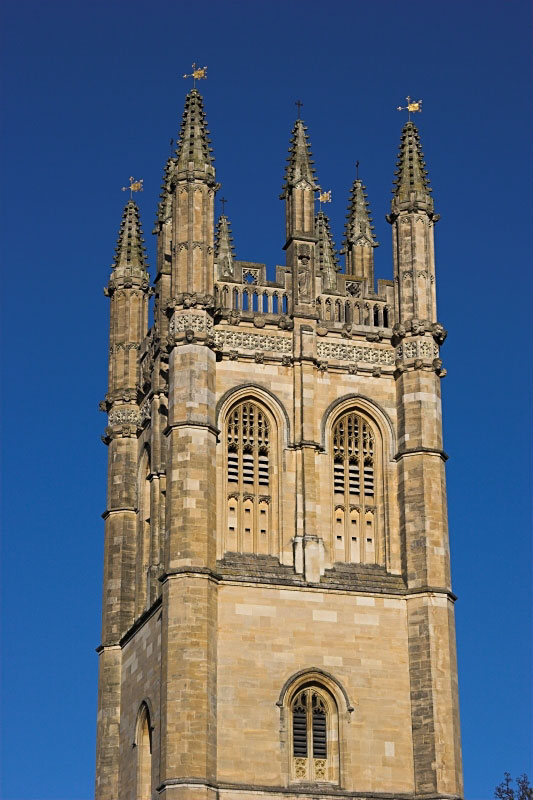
top-left (225, 400), bottom-right (274, 555)
top-left (136, 703), bottom-right (152, 800)
top-left (332, 412), bottom-right (377, 564)
top-left (291, 686), bottom-right (336, 782)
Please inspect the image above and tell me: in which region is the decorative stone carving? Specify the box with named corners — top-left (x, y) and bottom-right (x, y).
top-left (228, 310), bottom-right (241, 326)
top-left (167, 293), bottom-right (214, 311)
top-left (414, 359), bottom-right (423, 370)
top-left (140, 399), bottom-right (151, 423)
top-left (253, 315), bottom-right (266, 328)
top-left (229, 350), bottom-right (238, 360)
top-left (317, 360), bottom-right (328, 371)
top-left (431, 322), bottom-right (448, 344)
top-left (108, 408), bottom-right (140, 425)
top-left (345, 281), bottom-right (362, 297)
top-left (278, 315), bottom-right (294, 331)
top-left (348, 363), bottom-right (358, 375)
top-left (169, 314), bottom-right (214, 335)
top-left (215, 330), bottom-right (292, 354)
top-left (281, 355), bottom-right (293, 367)
top-left (296, 246), bottom-right (312, 302)
top-left (395, 339), bottom-right (439, 361)
top-left (254, 352), bottom-right (264, 363)
top-left (372, 366), bottom-right (381, 377)
top-left (316, 342), bottom-right (395, 366)
top-left (242, 268), bottom-right (260, 285)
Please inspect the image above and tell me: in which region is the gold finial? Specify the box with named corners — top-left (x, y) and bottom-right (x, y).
top-left (397, 96), bottom-right (423, 121)
top-left (183, 63), bottom-right (207, 88)
top-left (122, 176), bottom-right (144, 200)
top-left (317, 189), bottom-right (332, 209)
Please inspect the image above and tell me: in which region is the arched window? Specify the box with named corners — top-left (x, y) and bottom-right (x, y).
top-left (136, 703), bottom-right (152, 800)
top-left (136, 448), bottom-right (151, 617)
top-left (332, 411), bottom-right (377, 564)
top-left (290, 685), bottom-right (337, 782)
top-left (225, 399), bottom-right (276, 555)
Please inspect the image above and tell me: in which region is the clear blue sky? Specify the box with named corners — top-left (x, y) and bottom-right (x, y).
top-left (1, 1), bottom-right (531, 798)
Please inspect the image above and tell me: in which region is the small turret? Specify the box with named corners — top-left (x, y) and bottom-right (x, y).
top-left (315, 210), bottom-right (339, 293)
top-left (387, 120), bottom-right (439, 324)
top-left (343, 175), bottom-right (378, 289)
top-left (170, 88), bottom-right (217, 301)
top-left (105, 199), bottom-right (150, 400)
top-left (281, 118), bottom-right (319, 314)
top-left (215, 214), bottom-right (236, 279)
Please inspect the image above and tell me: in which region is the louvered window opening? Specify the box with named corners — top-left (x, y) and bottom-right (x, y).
top-left (226, 401), bottom-right (272, 555)
top-left (332, 412), bottom-right (376, 564)
top-left (292, 688), bottom-right (329, 781)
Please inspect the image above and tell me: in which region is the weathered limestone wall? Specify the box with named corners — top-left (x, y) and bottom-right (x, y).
top-left (216, 583), bottom-right (414, 793)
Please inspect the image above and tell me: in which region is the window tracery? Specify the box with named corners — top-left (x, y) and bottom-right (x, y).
top-left (225, 400), bottom-right (275, 554)
top-left (332, 411), bottom-right (377, 564)
top-left (290, 685), bottom-right (336, 782)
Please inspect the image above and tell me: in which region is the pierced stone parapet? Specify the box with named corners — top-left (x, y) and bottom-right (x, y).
top-left (316, 341), bottom-right (395, 366)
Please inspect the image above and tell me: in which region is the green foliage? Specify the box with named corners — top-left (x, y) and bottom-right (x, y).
top-left (494, 772), bottom-right (533, 800)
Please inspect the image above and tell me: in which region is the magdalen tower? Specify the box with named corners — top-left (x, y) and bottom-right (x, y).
top-left (95, 87), bottom-right (463, 799)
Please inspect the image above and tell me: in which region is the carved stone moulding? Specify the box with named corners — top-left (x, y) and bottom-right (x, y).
top-left (166, 292), bottom-right (215, 313)
top-left (316, 341), bottom-right (395, 366)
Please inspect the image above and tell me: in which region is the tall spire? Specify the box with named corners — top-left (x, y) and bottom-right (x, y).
top-left (215, 214), bottom-right (236, 278)
top-left (315, 210), bottom-right (339, 292)
top-left (112, 200), bottom-right (149, 275)
top-left (343, 176), bottom-right (378, 286)
top-left (175, 88), bottom-right (215, 177)
top-left (390, 121), bottom-right (434, 216)
top-left (281, 119), bottom-right (318, 197)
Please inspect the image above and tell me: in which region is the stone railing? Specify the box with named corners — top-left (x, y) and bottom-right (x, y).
top-left (215, 282), bottom-right (290, 316)
top-left (316, 295), bottom-right (393, 329)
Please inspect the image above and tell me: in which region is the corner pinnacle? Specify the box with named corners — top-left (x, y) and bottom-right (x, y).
top-left (390, 121), bottom-right (434, 216)
top-left (175, 88), bottom-right (215, 175)
top-left (281, 119), bottom-right (318, 198)
top-left (112, 200), bottom-right (149, 272)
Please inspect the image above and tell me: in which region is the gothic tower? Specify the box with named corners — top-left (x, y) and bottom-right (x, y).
top-left (95, 91), bottom-right (463, 799)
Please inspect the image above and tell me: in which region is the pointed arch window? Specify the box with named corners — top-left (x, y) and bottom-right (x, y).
top-left (225, 399), bottom-right (276, 555)
top-left (136, 703), bottom-right (152, 800)
top-left (332, 411), bottom-right (378, 564)
top-left (290, 685), bottom-right (337, 782)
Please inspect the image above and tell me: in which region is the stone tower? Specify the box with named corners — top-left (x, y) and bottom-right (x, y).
top-left (95, 90), bottom-right (463, 799)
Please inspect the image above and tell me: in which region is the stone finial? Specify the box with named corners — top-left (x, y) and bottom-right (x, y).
top-left (215, 214), bottom-right (236, 278)
top-left (315, 211), bottom-right (339, 292)
top-left (280, 119), bottom-right (318, 198)
top-left (344, 177), bottom-right (379, 251)
top-left (175, 88), bottom-right (215, 175)
top-left (390, 121), bottom-right (435, 216)
top-left (112, 200), bottom-right (149, 273)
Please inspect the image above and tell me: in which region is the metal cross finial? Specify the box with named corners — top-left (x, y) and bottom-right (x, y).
top-left (122, 176), bottom-right (143, 200)
top-left (295, 99), bottom-right (303, 119)
top-left (183, 63), bottom-right (207, 88)
top-left (397, 96), bottom-right (423, 121)
top-left (356, 160), bottom-right (360, 180)
top-left (220, 196), bottom-right (228, 215)
top-left (169, 138), bottom-right (174, 155)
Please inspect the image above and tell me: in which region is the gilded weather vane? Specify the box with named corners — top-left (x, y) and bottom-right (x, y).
top-left (317, 188), bottom-right (332, 210)
top-left (397, 96), bottom-right (422, 121)
top-left (183, 63), bottom-right (208, 88)
top-left (122, 176), bottom-right (143, 200)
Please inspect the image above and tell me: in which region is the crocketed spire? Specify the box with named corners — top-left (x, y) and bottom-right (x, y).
top-left (391, 121), bottom-right (434, 215)
top-left (112, 200), bottom-right (149, 272)
top-left (155, 157), bottom-right (175, 226)
top-left (315, 211), bottom-right (339, 291)
top-left (344, 178), bottom-right (379, 250)
top-left (175, 88), bottom-right (214, 173)
top-left (280, 119), bottom-right (318, 197)
top-left (215, 214), bottom-right (236, 278)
